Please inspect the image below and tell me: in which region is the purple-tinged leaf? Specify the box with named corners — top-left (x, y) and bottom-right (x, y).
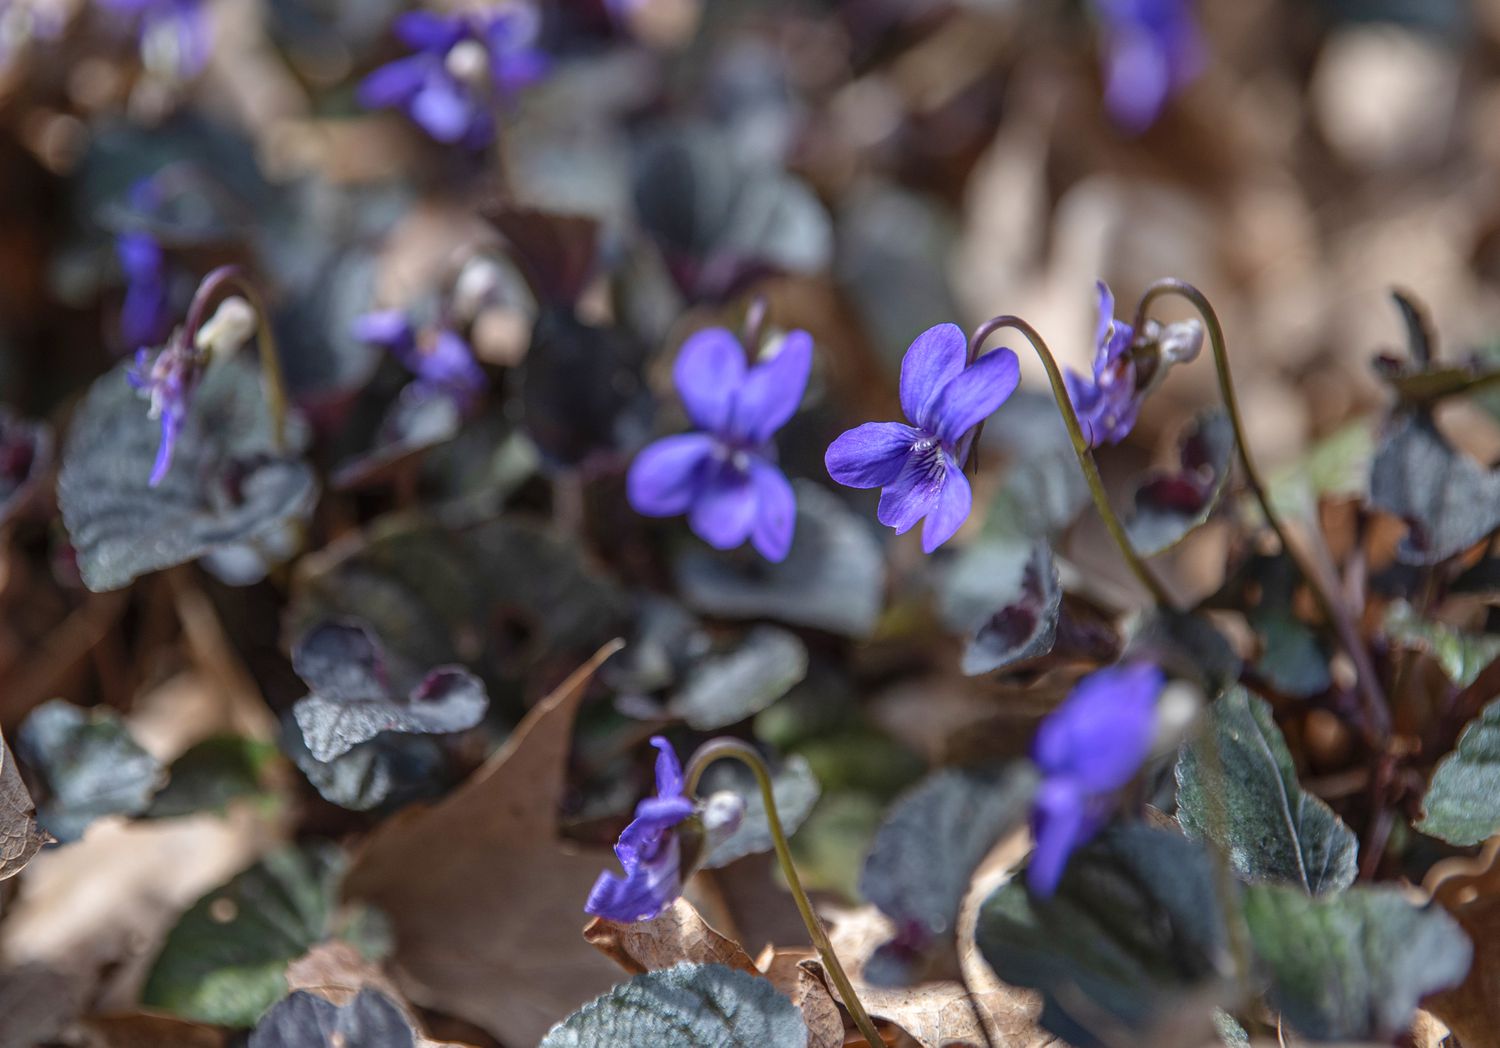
top-left (1125, 409), bottom-right (1234, 556)
top-left (1369, 412), bottom-right (1500, 565)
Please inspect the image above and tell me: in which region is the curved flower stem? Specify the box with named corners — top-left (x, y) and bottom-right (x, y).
top-left (969, 316), bottom-right (1175, 608)
top-left (182, 265), bottom-right (289, 454)
top-left (684, 739), bottom-right (888, 1048)
top-left (1131, 280), bottom-right (1390, 738)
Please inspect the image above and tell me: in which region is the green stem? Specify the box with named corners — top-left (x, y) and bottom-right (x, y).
top-left (1131, 280), bottom-right (1390, 738)
top-left (183, 265), bottom-right (289, 454)
top-left (969, 316), bottom-right (1175, 608)
top-left (684, 740), bottom-right (888, 1048)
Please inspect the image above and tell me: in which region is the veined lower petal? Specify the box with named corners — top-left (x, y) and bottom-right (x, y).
top-left (825, 421), bottom-right (921, 489)
top-left (920, 454), bottom-right (972, 552)
top-left (689, 463), bottom-right (758, 550)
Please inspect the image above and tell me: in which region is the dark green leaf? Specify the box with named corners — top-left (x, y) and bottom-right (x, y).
top-left (974, 824), bottom-right (1230, 1048)
top-left (59, 357), bottom-right (316, 592)
top-left (1176, 689), bottom-right (1357, 894)
top-left (1243, 883), bottom-right (1471, 1041)
top-left (249, 989), bottom-right (416, 1048)
top-left (1384, 602), bottom-right (1500, 689)
top-left (860, 762), bottom-right (1037, 985)
top-left (940, 541), bottom-right (1061, 676)
top-left (16, 700), bottom-right (163, 843)
top-left (1418, 697), bottom-right (1500, 845)
top-left (668, 626), bottom-right (808, 731)
top-left (699, 754), bottom-right (820, 869)
top-left (676, 482), bottom-right (885, 638)
top-left (142, 844), bottom-right (344, 1026)
top-left (290, 620), bottom-right (488, 762)
top-left (1252, 613), bottom-right (1331, 697)
top-left (1369, 413), bottom-right (1500, 565)
top-left (148, 736), bottom-right (278, 819)
top-left (539, 963), bottom-right (808, 1048)
top-left (520, 309), bottom-right (651, 467)
top-left (1126, 410), bottom-right (1235, 557)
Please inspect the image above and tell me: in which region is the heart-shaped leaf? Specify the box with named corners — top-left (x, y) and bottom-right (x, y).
top-left (1418, 697), bottom-right (1500, 845)
top-left (282, 716), bottom-right (450, 813)
top-left (1384, 602), bottom-right (1500, 690)
top-left (1176, 689), bottom-right (1357, 894)
top-left (16, 700), bottom-right (163, 843)
top-left (699, 754), bottom-right (820, 869)
top-left (676, 482), bottom-right (885, 638)
top-left (147, 736), bottom-right (279, 819)
top-left (291, 620), bottom-right (488, 763)
top-left (1126, 410), bottom-right (1235, 556)
top-left (860, 762), bottom-right (1037, 985)
top-left (1243, 883), bottom-right (1471, 1041)
top-left (941, 541), bottom-right (1061, 677)
top-left (1369, 413), bottom-right (1500, 565)
top-left (667, 626), bottom-right (809, 730)
top-left (142, 844), bottom-right (346, 1026)
top-left (0, 728), bottom-right (47, 881)
top-left (59, 356), bottom-right (316, 592)
top-left (974, 824), bottom-right (1230, 1048)
top-left (539, 963), bottom-right (808, 1048)
top-left (249, 988), bottom-right (416, 1048)
top-left (0, 409), bottom-right (51, 526)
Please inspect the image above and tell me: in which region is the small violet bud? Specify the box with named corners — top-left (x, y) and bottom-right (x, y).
top-left (627, 327), bottom-right (812, 563)
top-left (586, 736), bottom-right (698, 923)
top-left (1027, 661), bottom-right (1164, 896)
top-left (825, 323), bottom-right (1020, 553)
top-left (193, 295), bottom-right (257, 361)
top-left (1063, 281), bottom-right (1141, 449)
top-left (352, 310), bottom-right (488, 412)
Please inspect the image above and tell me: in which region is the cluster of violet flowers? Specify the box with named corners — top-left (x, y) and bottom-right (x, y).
top-left (357, 3), bottom-right (548, 149)
top-left (351, 310), bottom-right (489, 415)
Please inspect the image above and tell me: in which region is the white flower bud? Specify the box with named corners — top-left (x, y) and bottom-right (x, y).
top-left (194, 296), bottom-right (258, 362)
top-left (1152, 680), bottom-right (1203, 758)
top-left (444, 40), bottom-right (490, 88)
top-left (700, 790), bottom-right (747, 851)
top-left (1159, 320), bottom-right (1205, 366)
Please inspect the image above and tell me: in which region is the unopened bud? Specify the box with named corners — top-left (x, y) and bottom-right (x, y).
top-left (1158, 319), bottom-right (1204, 366)
top-left (194, 296), bottom-right (258, 361)
top-left (700, 790), bottom-right (747, 849)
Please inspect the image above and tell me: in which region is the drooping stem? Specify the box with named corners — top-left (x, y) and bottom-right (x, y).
top-left (684, 739), bottom-right (888, 1048)
top-left (969, 316), bottom-right (1175, 608)
top-left (1131, 280), bottom-right (1389, 738)
top-left (182, 265), bottom-right (289, 454)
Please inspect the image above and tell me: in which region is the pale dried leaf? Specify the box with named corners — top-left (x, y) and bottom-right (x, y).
top-left (285, 941), bottom-right (403, 1007)
top-left (802, 905), bottom-right (1048, 1048)
top-left (584, 897), bottom-right (758, 976)
top-left (757, 946), bottom-right (848, 1048)
top-left (0, 726), bottom-right (47, 880)
top-left (342, 643), bottom-right (626, 1047)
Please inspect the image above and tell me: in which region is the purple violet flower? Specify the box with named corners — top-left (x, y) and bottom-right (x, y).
top-left (1028, 661), bottom-right (1163, 896)
top-left (358, 4), bottom-right (548, 148)
top-left (116, 231), bottom-right (171, 349)
top-left (98, 0), bottom-right (210, 80)
top-left (127, 338), bottom-right (204, 487)
top-left (627, 327), bottom-right (812, 563)
top-left (824, 323), bottom-right (1020, 553)
top-left (585, 736), bottom-right (698, 923)
top-left (1063, 281), bottom-right (1142, 448)
top-left (1093, 0), bottom-right (1204, 133)
top-left (352, 310), bottom-right (489, 411)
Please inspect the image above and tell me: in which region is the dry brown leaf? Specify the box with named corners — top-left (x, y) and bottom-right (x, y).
top-left (342, 642), bottom-right (626, 1048)
top-left (0, 725), bottom-right (47, 880)
top-left (69, 1014), bottom-right (227, 1048)
top-left (0, 963), bottom-right (85, 1048)
top-left (1423, 893), bottom-right (1500, 1048)
top-left (801, 905), bottom-right (1049, 1048)
top-left (584, 897), bottom-right (759, 975)
top-left (285, 941), bottom-right (404, 1007)
top-left (757, 945), bottom-right (851, 1048)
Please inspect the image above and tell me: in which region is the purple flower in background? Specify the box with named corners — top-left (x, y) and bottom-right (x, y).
top-left (825, 323), bottom-right (1019, 553)
top-left (1064, 282), bottom-right (1141, 448)
top-left (127, 338), bottom-right (203, 487)
top-left (358, 4), bottom-right (548, 148)
top-left (116, 231), bottom-right (170, 349)
top-left (627, 327), bottom-right (812, 562)
top-left (352, 310), bottom-right (489, 410)
top-left (586, 736), bottom-right (697, 923)
top-left (1093, 0), bottom-right (1204, 133)
top-left (1028, 661), bottom-right (1163, 896)
top-left (98, 0), bottom-right (210, 80)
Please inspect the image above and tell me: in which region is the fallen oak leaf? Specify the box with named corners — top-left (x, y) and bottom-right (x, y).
top-left (755, 946), bottom-right (849, 1048)
top-left (342, 643), bottom-right (625, 1047)
top-left (1, 727), bottom-right (48, 881)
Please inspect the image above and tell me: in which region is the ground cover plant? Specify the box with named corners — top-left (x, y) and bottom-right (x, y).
top-left (0, 0), bottom-right (1498, 1046)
